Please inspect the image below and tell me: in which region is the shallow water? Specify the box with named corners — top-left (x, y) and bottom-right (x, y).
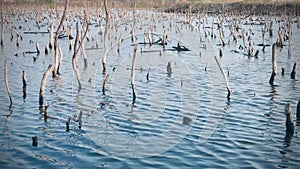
top-left (0, 9), bottom-right (300, 168)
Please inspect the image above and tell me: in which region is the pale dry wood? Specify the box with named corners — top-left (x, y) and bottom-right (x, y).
top-left (214, 56), bottom-right (232, 100)
top-left (102, 0), bottom-right (110, 74)
top-left (57, 43), bottom-right (63, 74)
top-left (4, 60), bottom-right (12, 107)
top-left (131, 45), bottom-right (138, 103)
top-left (269, 44), bottom-right (277, 85)
top-left (39, 64), bottom-right (53, 106)
top-left (72, 22), bottom-right (82, 90)
top-left (131, 0), bottom-right (136, 42)
top-left (53, 0), bottom-right (69, 78)
top-left (49, 20), bottom-right (54, 49)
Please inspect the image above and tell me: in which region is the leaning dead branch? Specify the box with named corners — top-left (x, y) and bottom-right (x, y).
top-left (269, 44), bottom-right (277, 85)
top-left (131, 45), bottom-right (138, 104)
top-left (81, 10), bottom-right (89, 68)
top-left (53, 0), bottom-right (69, 78)
top-left (72, 22), bottom-right (82, 90)
top-left (4, 60), bottom-right (12, 108)
top-left (102, 0), bottom-right (110, 74)
top-left (214, 56), bottom-right (232, 100)
top-left (39, 64), bottom-right (53, 107)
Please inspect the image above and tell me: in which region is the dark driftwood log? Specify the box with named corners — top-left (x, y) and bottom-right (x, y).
top-left (23, 31), bottom-right (49, 34)
top-left (131, 45), bottom-right (138, 104)
top-left (269, 44), bottom-right (277, 85)
top-left (4, 60), bottom-right (12, 107)
top-left (172, 42), bottom-right (190, 51)
top-left (290, 62), bottom-right (296, 79)
top-left (215, 56), bottom-right (232, 100)
top-left (39, 64), bottom-right (53, 107)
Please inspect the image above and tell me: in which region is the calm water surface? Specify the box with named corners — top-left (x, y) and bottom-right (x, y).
top-left (0, 9), bottom-right (300, 168)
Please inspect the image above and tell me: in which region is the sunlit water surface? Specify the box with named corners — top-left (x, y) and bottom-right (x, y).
top-left (0, 10), bottom-right (300, 168)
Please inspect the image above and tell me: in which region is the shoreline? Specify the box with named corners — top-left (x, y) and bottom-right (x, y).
top-left (165, 2), bottom-right (300, 16)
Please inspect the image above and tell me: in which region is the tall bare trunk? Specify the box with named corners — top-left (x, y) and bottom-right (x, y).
top-left (131, 45), bottom-right (137, 104)
top-left (131, 0), bottom-right (136, 42)
top-left (49, 20), bottom-right (54, 49)
top-left (72, 22), bottom-right (82, 90)
top-left (39, 64), bottom-right (53, 107)
top-left (269, 44), bottom-right (277, 85)
top-left (1, 2), bottom-right (4, 47)
top-left (102, 0), bottom-right (109, 74)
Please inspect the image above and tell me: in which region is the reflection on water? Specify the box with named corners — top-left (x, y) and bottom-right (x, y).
top-left (0, 8), bottom-right (300, 168)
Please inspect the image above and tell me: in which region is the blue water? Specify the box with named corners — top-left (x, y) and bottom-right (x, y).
top-left (0, 8), bottom-right (300, 168)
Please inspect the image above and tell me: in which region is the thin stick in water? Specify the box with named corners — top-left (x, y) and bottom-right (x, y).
top-left (1, 1), bottom-right (4, 47)
top-left (102, 0), bottom-right (110, 74)
top-left (4, 60), bottom-right (12, 107)
top-left (214, 56), bottom-right (232, 100)
top-left (22, 70), bottom-right (27, 100)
